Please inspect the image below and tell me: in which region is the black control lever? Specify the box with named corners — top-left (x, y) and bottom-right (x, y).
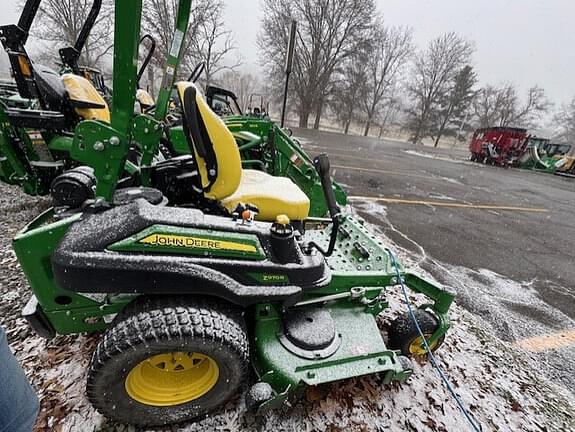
top-left (314, 153), bottom-right (340, 219)
top-left (308, 153), bottom-right (340, 257)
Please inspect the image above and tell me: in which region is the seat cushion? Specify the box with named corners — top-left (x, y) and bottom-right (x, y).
top-left (61, 74), bottom-right (110, 122)
top-left (221, 170), bottom-right (310, 221)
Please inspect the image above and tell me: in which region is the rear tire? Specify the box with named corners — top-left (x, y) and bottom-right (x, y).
top-left (387, 309), bottom-right (444, 357)
top-left (86, 296), bottom-right (249, 426)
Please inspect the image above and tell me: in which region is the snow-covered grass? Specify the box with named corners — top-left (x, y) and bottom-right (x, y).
top-left (1, 184), bottom-right (573, 431)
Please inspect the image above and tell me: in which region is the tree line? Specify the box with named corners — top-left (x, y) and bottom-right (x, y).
top-left (24, 0), bottom-right (241, 93)
top-left (16, 0), bottom-right (575, 145)
top-left (258, 0), bottom-right (563, 146)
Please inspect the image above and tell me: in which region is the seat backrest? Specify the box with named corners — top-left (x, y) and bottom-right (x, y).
top-left (136, 89), bottom-right (155, 110)
top-left (34, 65), bottom-right (68, 112)
top-left (61, 73), bottom-right (110, 123)
top-left (176, 81), bottom-right (241, 200)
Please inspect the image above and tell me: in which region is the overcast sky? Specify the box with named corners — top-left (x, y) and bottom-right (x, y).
top-left (3, 0), bottom-right (574, 106)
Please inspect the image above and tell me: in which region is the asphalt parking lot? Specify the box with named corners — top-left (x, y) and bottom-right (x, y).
top-left (294, 128), bottom-right (575, 391)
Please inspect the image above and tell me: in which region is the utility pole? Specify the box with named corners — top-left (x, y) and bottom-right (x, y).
top-left (280, 20), bottom-right (297, 128)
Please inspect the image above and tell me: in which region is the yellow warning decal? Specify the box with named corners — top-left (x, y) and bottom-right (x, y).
top-left (139, 233), bottom-right (257, 253)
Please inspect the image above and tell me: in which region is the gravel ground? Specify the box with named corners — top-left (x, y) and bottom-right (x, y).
top-left (0, 183), bottom-right (574, 432)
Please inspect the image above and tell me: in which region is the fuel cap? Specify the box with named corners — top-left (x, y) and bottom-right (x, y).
top-left (271, 214), bottom-right (293, 237)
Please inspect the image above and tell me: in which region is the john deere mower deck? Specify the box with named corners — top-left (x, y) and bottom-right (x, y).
top-left (4, 0), bottom-right (455, 427)
top-left (15, 186), bottom-right (453, 424)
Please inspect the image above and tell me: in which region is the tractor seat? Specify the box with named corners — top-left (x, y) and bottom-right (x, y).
top-left (15, 64), bottom-right (109, 124)
top-left (221, 169), bottom-right (310, 221)
top-left (136, 89), bottom-right (155, 111)
top-left (34, 65), bottom-right (68, 112)
top-left (61, 74), bottom-right (110, 122)
top-left (176, 81), bottom-right (310, 221)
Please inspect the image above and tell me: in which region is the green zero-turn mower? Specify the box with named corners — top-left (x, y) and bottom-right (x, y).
top-left (6, 0), bottom-right (455, 427)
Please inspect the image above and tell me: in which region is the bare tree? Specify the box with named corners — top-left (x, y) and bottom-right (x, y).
top-left (377, 92), bottom-right (403, 138)
top-left (330, 53), bottom-right (368, 134)
top-left (216, 70), bottom-right (260, 112)
top-left (473, 84), bottom-right (550, 129)
top-left (553, 97), bottom-right (575, 145)
top-left (360, 23), bottom-right (413, 137)
top-left (191, 4), bottom-right (241, 88)
top-left (27, 0), bottom-right (114, 69)
top-left (432, 65), bottom-right (477, 147)
top-left (511, 85), bottom-right (550, 127)
top-left (405, 32), bottom-right (474, 144)
top-left (258, 0), bottom-right (376, 128)
top-left (473, 84), bottom-right (509, 128)
top-left (141, 0), bottom-right (217, 94)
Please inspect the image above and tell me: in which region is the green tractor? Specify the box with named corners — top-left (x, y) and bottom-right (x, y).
top-left (3, 0), bottom-right (455, 427)
top-left (518, 136), bottom-right (573, 173)
top-left (0, 0), bottom-right (344, 219)
top-left (0, 0), bottom-right (157, 197)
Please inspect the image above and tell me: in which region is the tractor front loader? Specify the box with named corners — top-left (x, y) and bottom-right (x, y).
top-left (5, 0), bottom-right (455, 427)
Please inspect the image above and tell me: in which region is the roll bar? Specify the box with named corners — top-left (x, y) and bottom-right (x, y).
top-left (59, 0), bottom-right (103, 74)
top-left (0, 0), bottom-right (42, 99)
top-left (60, 0), bottom-right (193, 202)
top-left (152, 0), bottom-right (192, 122)
top-left (0, 0), bottom-right (103, 99)
top-left (136, 34), bottom-right (157, 87)
top-left (17, 0), bottom-right (41, 41)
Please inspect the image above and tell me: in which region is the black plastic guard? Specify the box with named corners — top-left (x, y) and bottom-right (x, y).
top-left (52, 200), bottom-right (330, 306)
top-left (22, 295), bottom-right (55, 339)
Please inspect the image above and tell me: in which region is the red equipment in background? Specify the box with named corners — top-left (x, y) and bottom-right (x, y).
top-left (469, 127), bottom-right (528, 166)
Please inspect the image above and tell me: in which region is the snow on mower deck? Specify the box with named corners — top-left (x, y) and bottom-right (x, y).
top-left (251, 215), bottom-right (453, 410)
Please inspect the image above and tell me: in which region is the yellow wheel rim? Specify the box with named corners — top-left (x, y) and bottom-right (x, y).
top-left (408, 334), bottom-right (439, 355)
top-left (125, 352), bottom-right (219, 406)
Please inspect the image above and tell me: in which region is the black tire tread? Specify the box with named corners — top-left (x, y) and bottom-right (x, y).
top-left (387, 309), bottom-right (441, 357)
top-left (87, 296), bottom-right (248, 426)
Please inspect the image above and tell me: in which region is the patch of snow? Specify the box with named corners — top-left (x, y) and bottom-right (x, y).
top-left (428, 193), bottom-right (458, 201)
top-left (436, 176), bottom-right (464, 185)
top-left (404, 149), bottom-right (470, 165)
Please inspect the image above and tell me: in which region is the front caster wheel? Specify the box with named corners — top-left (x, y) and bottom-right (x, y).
top-left (86, 296), bottom-right (249, 427)
top-left (387, 309), bottom-right (444, 357)
top-left (245, 382), bottom-right (274, 411)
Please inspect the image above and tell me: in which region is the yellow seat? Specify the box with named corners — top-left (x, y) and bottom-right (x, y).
top-left (136, 89), bottom-right (155, 110)
top-left (176, 82), bottom-right (310, 221)
top-left (221, 169), bottom-right (310, 221)
top-left (61, 73), bottom-right (110, 122)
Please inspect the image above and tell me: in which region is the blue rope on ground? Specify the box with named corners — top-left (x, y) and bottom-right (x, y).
top-left (386, 249), bottom-right (482, 432)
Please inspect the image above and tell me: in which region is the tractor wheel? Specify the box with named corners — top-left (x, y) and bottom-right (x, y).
top-left (387, 309), bottom-right (444, 357)
top-left (86, 296), bottom-right (249, 427)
